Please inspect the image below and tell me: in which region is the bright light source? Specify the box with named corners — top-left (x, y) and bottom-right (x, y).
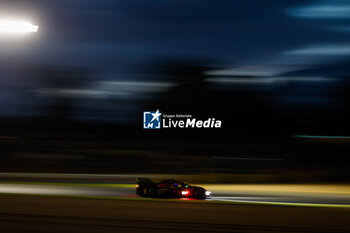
top-left (0, 20), bottom-right (38, 33)
top-left (181, 190), bottom-right (189, 196)
top-left (205, 191), bottom-right (212, 196)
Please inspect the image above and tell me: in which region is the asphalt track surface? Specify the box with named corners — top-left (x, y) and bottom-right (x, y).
top-left (1, 183), bottom-right (350, 206)
top-left (1, 195), bottom-right (349, 233)
top-left (1, 183), bottom-right (350, 232)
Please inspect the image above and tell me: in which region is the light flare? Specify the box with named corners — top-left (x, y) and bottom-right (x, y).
top-left (0, 19), bottom-right (39, 33)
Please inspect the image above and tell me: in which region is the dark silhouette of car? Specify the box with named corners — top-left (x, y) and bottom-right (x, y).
top-left (136, 178), bottom-right (212, 199)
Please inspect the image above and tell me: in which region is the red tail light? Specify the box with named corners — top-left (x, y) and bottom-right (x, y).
top-left (181, 190), bottom-right (190, 196)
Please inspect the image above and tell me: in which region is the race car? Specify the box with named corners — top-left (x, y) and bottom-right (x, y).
top-left (136, 178), bottom-right (212, 199)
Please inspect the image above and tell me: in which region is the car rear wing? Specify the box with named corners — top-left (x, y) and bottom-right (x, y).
top-left (136, 177), bottom-right (155, 185)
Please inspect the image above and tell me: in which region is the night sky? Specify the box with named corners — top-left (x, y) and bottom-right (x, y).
top-left (1, 0), bottom-right (350, 121)
top-left (1, 0), bottom-right (350, 70)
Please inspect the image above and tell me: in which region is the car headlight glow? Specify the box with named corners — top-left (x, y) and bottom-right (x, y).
top-left (205, 191), bottom-right (211, 196)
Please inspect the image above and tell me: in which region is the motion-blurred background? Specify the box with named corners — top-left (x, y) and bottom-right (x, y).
top-left (1, 0), bottom-right (350, 183)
